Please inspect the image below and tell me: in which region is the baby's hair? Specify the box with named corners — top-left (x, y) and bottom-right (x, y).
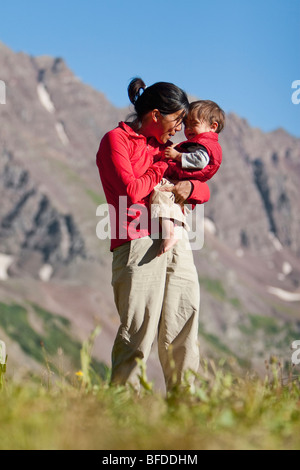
top-left (127, 77), bottom-right (189, 123)
top-left (188, 100), bottom-right (225, 134)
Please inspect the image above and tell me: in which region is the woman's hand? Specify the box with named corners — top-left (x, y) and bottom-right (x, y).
top-left (160, 180), bottom-right (193, 206)
top-left (172, 180), bottom-right (193, 205)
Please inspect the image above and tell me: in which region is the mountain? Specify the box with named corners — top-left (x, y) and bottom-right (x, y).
top-left (0, 42), bottom-right (299, 387)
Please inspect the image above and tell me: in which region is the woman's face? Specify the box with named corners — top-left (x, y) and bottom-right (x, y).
top-left (154, 110), bottom-right (185, 144)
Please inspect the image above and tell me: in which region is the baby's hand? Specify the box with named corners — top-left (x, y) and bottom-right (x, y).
top-left (163, 144), bottom-right (182, 161)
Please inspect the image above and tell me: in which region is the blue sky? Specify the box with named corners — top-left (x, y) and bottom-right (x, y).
top-left (0, 0), bottom-right (299, 136)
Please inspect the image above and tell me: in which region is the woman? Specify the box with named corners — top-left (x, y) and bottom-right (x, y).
top-left (96, 78), bottom-right (210, 392)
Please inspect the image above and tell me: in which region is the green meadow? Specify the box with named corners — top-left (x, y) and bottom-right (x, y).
top-left (0, 328), bottom-right (299, 451)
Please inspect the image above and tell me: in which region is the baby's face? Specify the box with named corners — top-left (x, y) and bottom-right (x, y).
top-left (184, 116), bottom-right (213, 140)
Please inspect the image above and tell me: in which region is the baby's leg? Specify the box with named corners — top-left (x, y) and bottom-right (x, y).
top-left (150, 178), bottom-right (187, 256)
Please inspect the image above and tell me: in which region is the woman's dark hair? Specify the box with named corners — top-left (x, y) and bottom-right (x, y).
top-left (127, 77), bottom-right (189, 122)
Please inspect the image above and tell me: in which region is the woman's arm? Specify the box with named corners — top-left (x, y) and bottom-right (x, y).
top-left (159, 179), bottom-right (210, 206)
top-left (97, 130), bottom-right (168, 204)
top-left (164, 180), bottom-right (210, 206)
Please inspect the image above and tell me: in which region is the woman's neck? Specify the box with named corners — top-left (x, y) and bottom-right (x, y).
top-left (130, 118), bottom-right (153, 139)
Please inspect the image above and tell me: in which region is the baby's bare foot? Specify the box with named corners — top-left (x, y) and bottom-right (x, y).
top-left (157, 237), bottom-right (179, 257)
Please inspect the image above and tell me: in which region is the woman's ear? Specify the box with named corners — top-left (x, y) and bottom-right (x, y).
top-left (151, 109), bottom-right (160, 123)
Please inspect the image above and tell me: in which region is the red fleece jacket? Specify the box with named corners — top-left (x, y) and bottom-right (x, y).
top-left (96, 122), bottom-right (210, 251)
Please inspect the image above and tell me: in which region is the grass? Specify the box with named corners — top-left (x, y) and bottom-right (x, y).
top-left (239, 313), bottom-right (300, 351)
top-left (0, 301), bottom-right (107, 379)
top-left (0, 302), bottom-right (81, 368)
top-left (198, 277), bottom-right (300, 365)
top-left (199, 276), bottom-right (242, 308)
top-left (0, 330), bottom-right (299, 450)
top-left (199, 277), bottom-right (227, 301)
top-left (199, 323), bottom-right (237, 357)
top-left (0, 301), bottom-right (299, 450)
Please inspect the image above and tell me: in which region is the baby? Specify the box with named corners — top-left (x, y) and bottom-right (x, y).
top-left (151, 99), bottom-right (225, 256)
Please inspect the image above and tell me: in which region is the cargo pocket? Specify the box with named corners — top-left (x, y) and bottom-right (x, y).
top-left (112, 242), bottom-right (131, 286)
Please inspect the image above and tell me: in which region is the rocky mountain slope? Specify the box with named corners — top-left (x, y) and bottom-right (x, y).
top-left (0, 41), bottom-right (299, 388)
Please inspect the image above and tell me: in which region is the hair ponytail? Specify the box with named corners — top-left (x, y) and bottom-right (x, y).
top-left (128, 78), bottom-right (147, 105)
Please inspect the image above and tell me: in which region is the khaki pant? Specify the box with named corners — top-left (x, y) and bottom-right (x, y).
top-left (111, 234), bottom-right (200, 391)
